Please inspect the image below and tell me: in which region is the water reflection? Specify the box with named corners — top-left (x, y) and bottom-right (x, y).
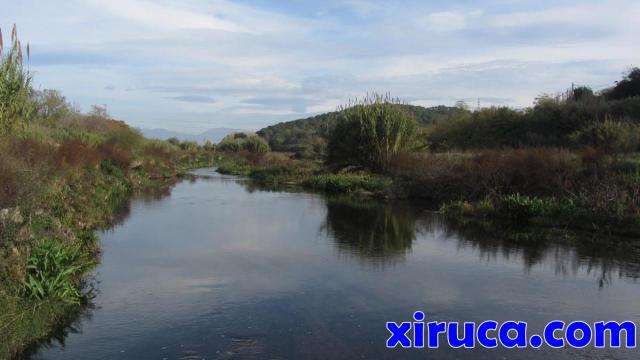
top-left (438, 218), bottom-right (640, 287)
top-left (30, 170), bottom-right (640, 360)
top-left (20, 300), bottom-right (95, 359)
top-left (322, 197), bottom-right (418, 267)
top-left (318, 195), bottom-right (640, 286)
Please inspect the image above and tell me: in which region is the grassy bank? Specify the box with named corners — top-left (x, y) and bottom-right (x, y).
top-left (215, 152), bottom-right (393, 195)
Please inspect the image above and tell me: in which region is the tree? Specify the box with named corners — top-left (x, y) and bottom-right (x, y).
top-left (606, 67), bottom-right (640, 100)
top-left (326, 94), bottom-right (425, 173)
top-left (571, 86), bottom-right (593, 101)
top-left (33, 89), bottom-right (72, 119)
top-left (89, 104), bottom-right (110, 118)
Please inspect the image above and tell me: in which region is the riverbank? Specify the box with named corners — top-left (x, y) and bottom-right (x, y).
top-left (213, 149), bottom-right (640, 237)
top-left (0, 128), bottom-right (215, 358)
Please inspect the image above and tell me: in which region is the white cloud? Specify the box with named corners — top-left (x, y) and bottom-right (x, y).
top-left (87, 0), bottom-right (250, 33)
top-left (4, 0), bottom-right (638, 131)
top-left (423, 10), bottom-right (483, 32)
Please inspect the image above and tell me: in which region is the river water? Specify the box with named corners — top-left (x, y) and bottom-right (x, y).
top-left (33, 168), bottom-right (640, 359)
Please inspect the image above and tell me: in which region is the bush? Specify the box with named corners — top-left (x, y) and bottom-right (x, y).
top-left (218, 133), bottom-right (270, 154)
top-left (428, 107), bottom-right (525, 150)
top-left (391, 148), bottom-right (578, 201)
top-left (326, 94), bottom-right (424, 172)
top-left (569, 119), bottom-right (640, 153)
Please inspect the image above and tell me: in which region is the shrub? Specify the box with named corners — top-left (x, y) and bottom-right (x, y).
top-left (218, 133), bottom-right (270, 154)
top-left (391, 148), bottom-right (579, 201)
top-left (326, 94), bottom-right (424, 172)
top-left (428, 107), bottom-right (525, 150)
top-left (569, 119), bottom-right (640, 153)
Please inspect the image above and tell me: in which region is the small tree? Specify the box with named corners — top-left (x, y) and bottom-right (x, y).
top-left (326, 94), bottom-right (424, 173)
top-left (89, 104), bottom-right (110, 118)
top-left (33, 89), bottom-right (72, 119)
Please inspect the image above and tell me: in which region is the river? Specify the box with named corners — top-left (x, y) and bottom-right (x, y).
top-left (32, 168), bottom-right (640, 359)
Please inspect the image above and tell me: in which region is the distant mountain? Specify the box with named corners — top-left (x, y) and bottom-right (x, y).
top-left (257, 105), bottom-right (461, 158)
top-left (140, 127), bottom-right (246, 144)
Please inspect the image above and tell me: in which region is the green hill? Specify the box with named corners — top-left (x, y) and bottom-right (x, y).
top-left (257, 104), bottom-right (461, 158)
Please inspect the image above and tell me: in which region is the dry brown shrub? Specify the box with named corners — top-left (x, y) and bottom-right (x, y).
top-left (391, 148), bottom-right (582, 201)
top-left (0, 139), bottom-right (57, 209)
top-left (57, 139), bottom-right (101, 168)
top-left (97, 143), bottom-right (132, 170)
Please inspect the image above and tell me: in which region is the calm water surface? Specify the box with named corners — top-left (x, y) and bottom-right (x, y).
top-left (33, 168), bottom-right (640, 359)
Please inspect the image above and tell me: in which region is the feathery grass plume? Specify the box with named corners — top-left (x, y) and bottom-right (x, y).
top-left (0, 27), bottom-right (4, 58)
top-left (0, 23), bottom-right (33, 133)
top-left (327, 92), bottom-right (425, 173)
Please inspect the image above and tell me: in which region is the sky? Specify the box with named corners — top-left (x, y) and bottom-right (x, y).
top-left (2, 0), bottom-right (639, 132)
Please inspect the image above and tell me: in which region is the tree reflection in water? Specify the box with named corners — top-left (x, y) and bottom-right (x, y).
top-left (433, 217), bottom-right (640, 287)
top-left (321, 197), bottom-right (419, 267)
top-left (321, 196), bottom-right (640, 286)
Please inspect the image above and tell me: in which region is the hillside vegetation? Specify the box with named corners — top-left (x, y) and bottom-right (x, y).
top-left (257, 104), bottom-right (462, 158)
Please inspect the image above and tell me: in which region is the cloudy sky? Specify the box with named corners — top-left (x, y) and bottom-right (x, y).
top-left (3, 0), bottom-right (639, 132)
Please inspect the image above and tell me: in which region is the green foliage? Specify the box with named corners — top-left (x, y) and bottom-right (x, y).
top-left (605, 67), bottom-right (640, 100)
top-left (571, 86), bottom-right (594, 101)
top-left (32, 89), bottom-right (72, 120)
top-left (569, 119), bottom-right (640, 153)
top-left (442, 194), bottom-right (559, 223)
top-left (493, 193), bottom-right (555, 220)
top-left (428, 107), bottom-right (524, 150)
top-left (327, 94), bottom-right (425, 172)
top-left (257, 104), bottom-right (460, 159)
top-left (218, 132), bottom-right (270, 153)
top-left (23, 239), bottom-right (94, 304)
top-left (179, 140), bottom-right (199, 151)
top-left (306, 173), bottom-right (392, 193)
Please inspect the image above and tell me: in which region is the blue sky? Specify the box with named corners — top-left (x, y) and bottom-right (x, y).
top-left (3, 0), bottom-right (638, 132)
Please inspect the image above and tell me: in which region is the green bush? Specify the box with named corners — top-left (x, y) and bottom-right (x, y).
top-left (326, 94), bottom-right (424, 172)
top-left (218, 133), bottom-right (270, 154)
top-left (569, 119), bottom-right (640, 153)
